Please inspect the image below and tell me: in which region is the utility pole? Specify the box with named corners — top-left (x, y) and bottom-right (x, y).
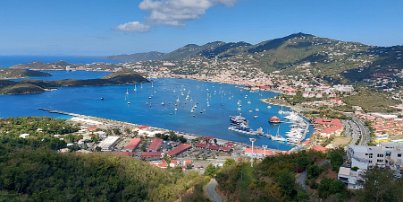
top-left (249, 138), bottom-right (256, 167)
top-left (262, 145), bottom-right (267, 157)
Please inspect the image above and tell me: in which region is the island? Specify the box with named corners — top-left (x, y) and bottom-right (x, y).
top-left (0, 72), bottom-right (149, 95)
top-left (0, 69), bottom-right (51, 79)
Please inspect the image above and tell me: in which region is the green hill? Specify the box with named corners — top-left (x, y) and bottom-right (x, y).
top-left (0, 117), bottom-right (208, 201)
top-left (0, 72), bottom-right (149, 95)
top-left (0, 69), bottom-right (51, 79)
top-left (108, 33), bottom-right (403, 84)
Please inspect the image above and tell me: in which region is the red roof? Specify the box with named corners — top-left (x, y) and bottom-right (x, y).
top-left (168, 143), bottom-right (191, 157)
top-left (311, 145), bottom-right (328, 152)
top-left (138, 125), bottom-right (150, 129)
top-left (141, 152), bottom-right (162, 158)
top-left (314, 118), bottom-right (342, 127)
top-left (244, 148), bottom-right (280, 156)
top-left (148, 138), bottom-right (163, 151)
top-left (208, 145), bottom-right (220, 150)
top-left (124, 138), bottom-right (141, 151)
top-left (87, 126), bottom-right (97, 131)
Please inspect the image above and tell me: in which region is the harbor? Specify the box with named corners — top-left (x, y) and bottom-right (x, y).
top-left (1, 76), bottom-right (313, 150)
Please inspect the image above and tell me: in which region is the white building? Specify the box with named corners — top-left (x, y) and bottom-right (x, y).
top-left (333, 84), bottom-right (354, 93)
top-left (338, 143), bottom-right (403, 189)
top-left (98, 136), bottom-right (120, 151)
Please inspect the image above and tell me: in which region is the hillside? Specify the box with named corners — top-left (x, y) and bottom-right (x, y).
top-left (0, 117), bottom-right (208, 201)
top-left (0, 72), bottom-right (149, 95)
top-left (0, 69), bottom-right (51, 79)
top-left (108, 51), bottom-right (165, 62)
top-left (109, 33), bottom-right (403, 84)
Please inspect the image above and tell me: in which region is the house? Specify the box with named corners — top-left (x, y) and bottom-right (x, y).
top-left (141, 152), bottom-right (162, 160)
top-left (98, 136), bottom-right (120, 151)
top-left (337, 167), bottom-right (363, 189)
top-left (122, 138), bottom-right (141, 152)
top-left (148, 138), bottom-right (163, 152)
top-left (338, 143), bottom-right (403, 189)
top-left (167, 143), bottom-right (191, 157)
top-left (244, 148), bottom-right (282, 158)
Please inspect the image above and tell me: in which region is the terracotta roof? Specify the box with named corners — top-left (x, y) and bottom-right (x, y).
top-left (123, 138), bottom-right (141, 151)
top-left (168, 143), bottom-right (191, 157)
top-left (148, 138), bottom-right (163, 151)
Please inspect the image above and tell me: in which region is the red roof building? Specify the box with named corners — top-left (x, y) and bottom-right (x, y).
top-left (141, 152), bottom-right (162, 159)
top-left (167, 143), bottom-right (191, 157)
top-left (123, 138), bottom-right (141, 152)
top-left (148, 138), bottom-right (163, 151)
top-left (311, 145), bottom-right (328, 152)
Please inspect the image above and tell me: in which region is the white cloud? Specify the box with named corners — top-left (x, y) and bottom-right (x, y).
top-left (117, 21), bottom-right (150, 32)
top-left (117, 0), bottom-right (236, 32)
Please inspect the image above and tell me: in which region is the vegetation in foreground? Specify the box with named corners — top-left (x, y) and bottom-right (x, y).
top-left (0, 117), bottom-right (209, 201)
top-left (215, 149), bottom-right (403, 202)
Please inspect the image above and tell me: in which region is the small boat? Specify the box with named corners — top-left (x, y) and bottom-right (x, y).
top-left (127, 101), bottom-right (131, 104)
top-left (269, 116), bottom-right (281, 124)
top-left (161, 102), bottom-right (165, 105)
top-left (100, 97), bottom-right (104, 100)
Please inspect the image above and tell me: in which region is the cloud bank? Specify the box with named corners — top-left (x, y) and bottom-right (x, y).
top-left (117, 0), bottom-right (236, 32)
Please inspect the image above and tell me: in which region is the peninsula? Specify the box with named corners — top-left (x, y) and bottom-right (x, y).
top-left (0, 72), bottom-right (149, 95)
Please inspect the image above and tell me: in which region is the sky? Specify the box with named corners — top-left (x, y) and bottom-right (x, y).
top-left (1, 0), bottom-right (403, 56)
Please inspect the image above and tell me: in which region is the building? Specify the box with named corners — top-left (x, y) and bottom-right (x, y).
top-left (338, 143), bottom-right (403, 189)
top-left (98, 136), bottom-right (120, 151)
top-left (122, 138), bottom-right (141, 152)
top-left (148, 138), bottom-right (163, 152)
top-left (314, 118), bottom-right (344, 138)
top-left (141, 152), bottom-right (162, 160)
top-left (167, 143), bottom-right (191, 157)
top-left (243, 148), bottom-right (283, 158)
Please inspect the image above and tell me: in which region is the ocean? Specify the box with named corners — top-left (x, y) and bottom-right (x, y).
top-left (0, 69), bottom-right (313, 150)
top-left (0, 55), bottom-right (117, 68)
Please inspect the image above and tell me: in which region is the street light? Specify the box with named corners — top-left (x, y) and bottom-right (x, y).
top-left (249, 138), bottom-right (256, 167)
top-left (262, 145), bottom-right (267, 157)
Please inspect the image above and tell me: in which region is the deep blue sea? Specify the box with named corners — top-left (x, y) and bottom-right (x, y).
top-left (0, 56), bottom-right (313, 150)
top-left (0, 56), bottom-right (117, 68)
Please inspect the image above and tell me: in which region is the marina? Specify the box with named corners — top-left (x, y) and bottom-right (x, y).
top-left (0, 71), bottom-right (313, 150)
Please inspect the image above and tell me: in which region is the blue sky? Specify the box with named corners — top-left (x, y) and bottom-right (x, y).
top-left (1, 0), bottom-right (403, 56)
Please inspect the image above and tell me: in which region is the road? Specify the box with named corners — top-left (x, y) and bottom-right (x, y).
top-left (205, 178), bottom-right (223, 202)
top-left (343, 113), bottom-right (370, 146)
top-left (296, 171), bottom-right (307, 190)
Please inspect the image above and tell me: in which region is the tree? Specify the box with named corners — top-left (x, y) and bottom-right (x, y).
top-left (204, 164), bottom-right (219, 177)
top-left (223, 159), bottom-right (236, 167)
top-left (163, 154), bottom-right (172, 168)
top-left (318, 178), bottom-right (346, 199)
top-left (307, 165), bottom-right (322, 179)
top-left (327, 148), bottom-right (344, 171)
top-left (112, 128), bottom-right (121, 135)
top-left (276, 170), bottom-right (295, 196)
top-left (358, 167), bottom-right (402, 202)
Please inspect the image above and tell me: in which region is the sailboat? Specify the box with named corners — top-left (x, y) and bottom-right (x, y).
top-left (271, 125), bottom-right (287, 142)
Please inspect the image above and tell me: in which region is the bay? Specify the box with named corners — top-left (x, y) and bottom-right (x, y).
top-left (0, 70), bottom-right (313, 150)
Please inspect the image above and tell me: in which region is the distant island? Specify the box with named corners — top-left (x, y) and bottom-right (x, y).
top-left (0, 69), bottom-right (51, 79)
top-left (0, 72), bottom-right (149, 95)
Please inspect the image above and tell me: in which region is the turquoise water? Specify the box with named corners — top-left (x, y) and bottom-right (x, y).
top-left (0, 71), bottom-right (313, 150)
